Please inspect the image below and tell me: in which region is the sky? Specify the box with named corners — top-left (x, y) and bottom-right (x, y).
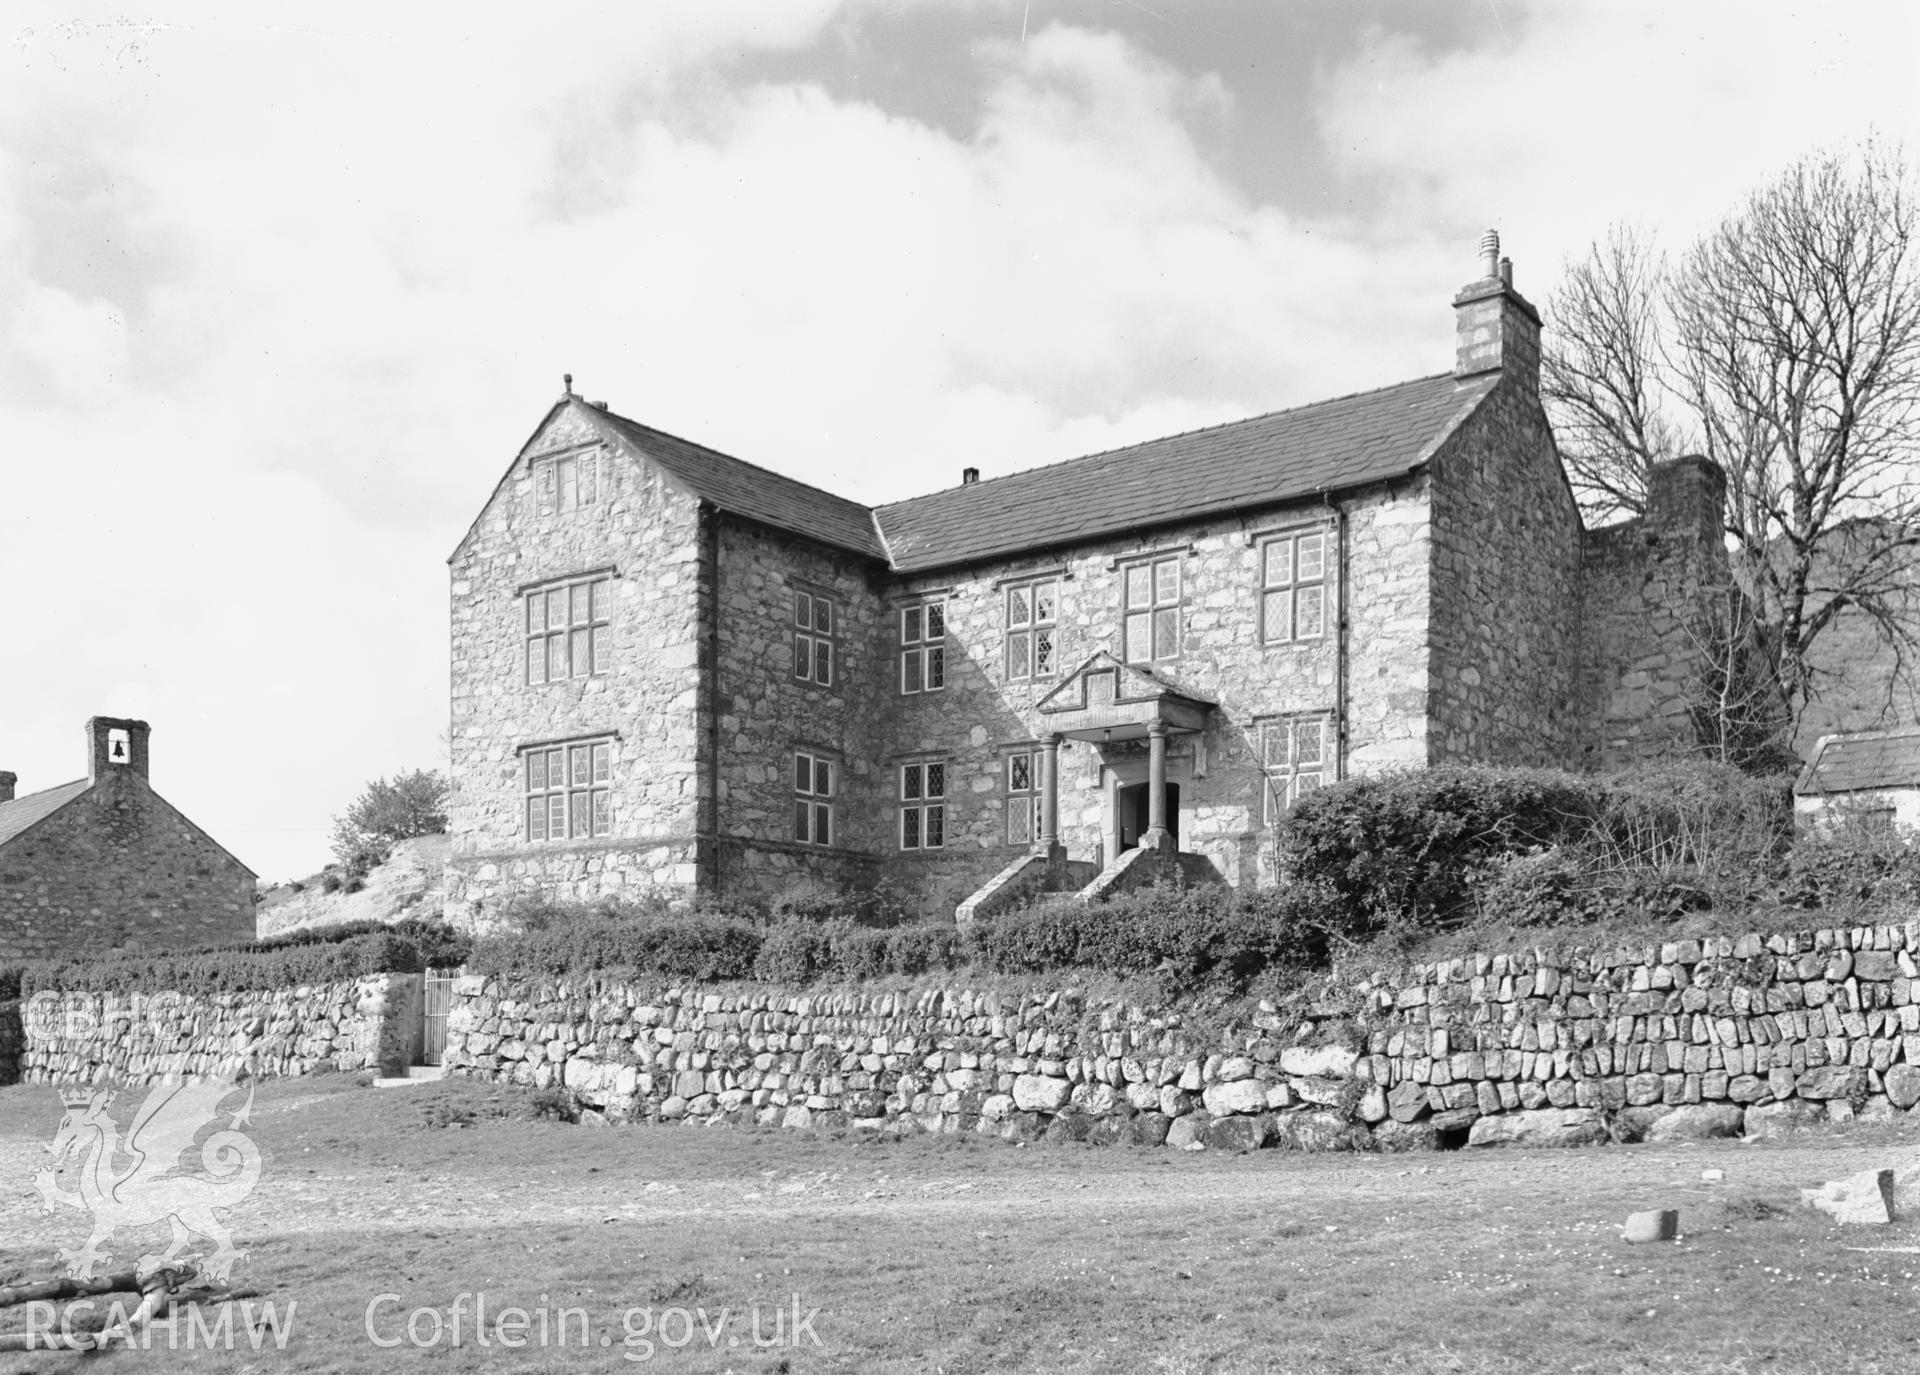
top-left (2, 0), bottom-right (1917, 883)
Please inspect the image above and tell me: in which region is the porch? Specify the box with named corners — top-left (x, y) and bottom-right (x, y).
top-left (956, 652), bottom-right (1226, 927)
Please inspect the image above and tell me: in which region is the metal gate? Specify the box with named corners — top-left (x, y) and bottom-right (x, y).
top-left (422, 967), bottom-right (458, 1067)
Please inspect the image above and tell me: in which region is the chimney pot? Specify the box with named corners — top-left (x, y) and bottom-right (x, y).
top-left (962, 467), bottom-right (980, 485)
top-left (1454, 232), bottom-right (1541, 392)
top-left (0, 771), bottom-right (14, 805)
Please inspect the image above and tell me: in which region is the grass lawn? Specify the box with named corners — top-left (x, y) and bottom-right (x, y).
top-left (3, 1075), bottom-right (1919, 1373)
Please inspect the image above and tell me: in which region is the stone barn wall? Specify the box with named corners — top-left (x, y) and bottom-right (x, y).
top-left (0, 776), bottom-right (256, 961)
top-left (1577, 458), bottom-right (1733, 771)
top-left (441, 915), bottom-right (1920, 1150)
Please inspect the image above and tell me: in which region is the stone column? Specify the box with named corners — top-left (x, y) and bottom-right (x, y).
top-left (1038, 733), bottom-right (1062, 857)
top-left (1144, 723), bottom-right (1170, 851)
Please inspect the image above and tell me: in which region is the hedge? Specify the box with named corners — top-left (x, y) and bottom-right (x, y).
top-left (15, 916), bottom-right (472, 999)
top-left (970, 882), bottom-right (1349, 991)
top-left (23, 930), bottom-right (425, 998)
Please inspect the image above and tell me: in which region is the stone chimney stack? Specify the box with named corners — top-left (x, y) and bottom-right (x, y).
top-left (86, 717), bottom-right (152, 783)
top-left (1644, 455), bottom-right (1727, 548)
top-left (0, 771), bottom-right (14, 804)
top-left (1453, 228), bottom-right (1542, 393)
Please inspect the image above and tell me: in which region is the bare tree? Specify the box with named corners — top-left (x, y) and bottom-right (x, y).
top-left (1541, 225), bottom-right (1682, 521)
top-left (1546, 141), bottom-right (1920, 740)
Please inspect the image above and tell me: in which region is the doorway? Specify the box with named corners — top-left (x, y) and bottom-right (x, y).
top-left (420, 966), bottom-right (458, 1067)
top-left (1115, 782), bottom-right (1179, 853)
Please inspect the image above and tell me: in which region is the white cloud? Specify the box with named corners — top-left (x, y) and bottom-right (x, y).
top-left (1313, 2), bottom-right (1920, 274)
top-left (2, 2), bottom-right (1915, 883)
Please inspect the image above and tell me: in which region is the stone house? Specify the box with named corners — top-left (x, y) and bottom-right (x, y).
top-left (1793, 729), bottom-right (1920, 833)
top-left (0, 717), bottom-right (258, 960)
top-left (445, 234), bottom-right (1732, 924)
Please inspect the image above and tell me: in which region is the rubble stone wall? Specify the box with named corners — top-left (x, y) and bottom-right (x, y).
top-left (1577, 457), bottom-right (1733, 770)
top-left (441, 916), bottom-right (1920, 1151)
top-left (17, 975), bottom-right (414, 1085)
top-left (0, 772), bottom-right (256, 960)
top-left (1426, 377), bottom-right (1583, 765)
top-left (446, 404), bottom-right (708, 926)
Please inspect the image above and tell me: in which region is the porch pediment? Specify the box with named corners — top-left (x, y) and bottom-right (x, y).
top-left (1034, 651), bottom-right (1216, 740)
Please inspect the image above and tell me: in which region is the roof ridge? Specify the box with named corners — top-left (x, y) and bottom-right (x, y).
top-left (591, 403), bottom-right (877, 518)
top-left (0, 778), bottom-right (87, 808)
top-left (1819, 727), bottom-right (1920, 746)
top-left (877, 370), bottom-right (1457, 509)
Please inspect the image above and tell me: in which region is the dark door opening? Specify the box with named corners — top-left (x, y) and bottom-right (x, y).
top-left (1116, 782), bottom-right (1179, 853)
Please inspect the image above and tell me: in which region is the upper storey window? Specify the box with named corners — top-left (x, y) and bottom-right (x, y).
top-left (900, 600), bottom-right (946, 694)
top-left (1122, 556), bottom-right (1181, 664)
top-left (537, 449), bottom-right (601, 515)
top-left (526, 576), bottom-right (610, 684)
top-left (793, 592), bottom-right (835, 687)
top-left (1261, 529), bottom-right (1328, 644)
top-left (1005, 578), bottom-right (1057, 682)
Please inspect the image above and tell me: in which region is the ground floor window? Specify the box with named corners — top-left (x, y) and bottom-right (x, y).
top-left (794, 750), bottom-right (834, 846)
top-left (1261, 714), bottom-right (1330, 820)
top-left (524, 738), bottom-right (613, 841)
top-left (900, 760), bottom-right (947, 849)
top-left (1005, 749), bottom-right (1042, 844)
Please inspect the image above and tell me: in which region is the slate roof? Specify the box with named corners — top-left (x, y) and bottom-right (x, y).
top-left (1796, 730), bottom-right (1920, 796)
top-left (874, 373), bottom-right (1496, 573)
top-left (589, 407), bottom-right (889, 561)
top-left (571, 372), bottom-right (1495, 571)
top-left (0, 779), bottom-right (88, 849)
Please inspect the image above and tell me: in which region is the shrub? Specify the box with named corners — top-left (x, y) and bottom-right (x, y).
top-left (1279, 767), bottom-right (1600, 935)
top-left (330, 768), bottom-right (449, 874)
top-left (968, 881), bottom-right (1350, 990)
top-left (1785, 821), bottom-right (1920, 911)
top-left (752, 919), bottom-right (837, 984)
top-left (1587, 763), bottom-right (1791, 900)
top-left (752, 918), bottom-right (964, 983)
top-left (467, 899), bottom-right (762, 982)
top-left (886, 924), bottom-right (962, 976)
top-left (23, 930), bottom-right (424, 998)
top-left (0, 965), bottom-right (22, 1001)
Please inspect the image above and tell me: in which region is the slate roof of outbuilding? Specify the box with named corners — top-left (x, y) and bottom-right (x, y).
top-left (0, 780), bottom-right (88, 849)
top-left (590, 407), bottom-right (890, 561)
top-left (572, 372), bottom-right (1496, 570)
top-left (1795, 729), bottom-right (1920, 796)
top-left (874, 372), bottom-right (1495, 573)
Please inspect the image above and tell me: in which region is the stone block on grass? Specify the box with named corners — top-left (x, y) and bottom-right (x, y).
top-left (1802, 1169), bottom-right (1895, 1225)
top-left (1623, 1210), bottom-right (1679, 1243)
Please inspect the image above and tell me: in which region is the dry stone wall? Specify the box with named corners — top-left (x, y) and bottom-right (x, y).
top-left (442, 917), bottom-right (1920, 1150)
top-left (17, 975), bottom-right (415, 1085)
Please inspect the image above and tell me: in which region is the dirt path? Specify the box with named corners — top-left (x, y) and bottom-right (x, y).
top-left (5, 1078), bottom-right (1915, 1255)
